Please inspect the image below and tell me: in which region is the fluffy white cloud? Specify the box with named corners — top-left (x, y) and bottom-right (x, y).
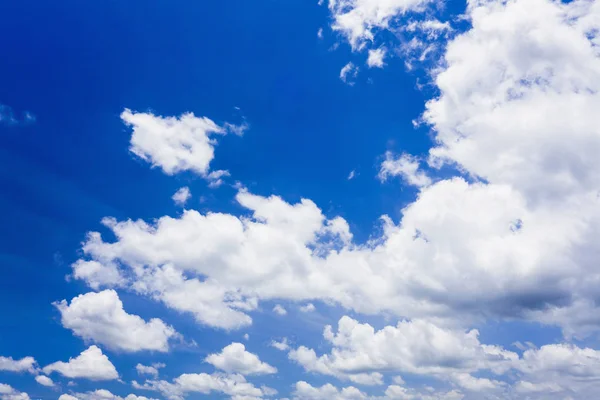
top-left (292, 381), bottom-right (366, 399)
top-left (378, 152), bottom-right (431, 187)
top-left (270, 338), bottom-right (290, 351)
top-left (289, 316), bottom-right (516, 388)
top-left (273, 305), bottom-right (287, 316)
top-left (43, 346), bottom-right (119, 381)
top-left (60, 389), bottom-right (157, 400)
top-left (133, 373), bottom-right (273, 400)
top-left (0, 356), bottom-right (36, 373)
top-left (122, 109), bottom-right (232, 178)
top-left (55, 290), bottom-right (178, 352)
top-left (136, 363), bottom-right (165, 378)
top-left (71, 260), bottom-right (126, 291)
top-left (34, 375), bottom-right (54, 387)
top-left (172, 187), bottom-right (191, 206)
top-left (299, 303), bottom-right (315, 313)
top-left (205, 343), bottom-right (277, 376)
top-left (367, 48), bottom-right (386, 68)
top-left (0, 384), bottom-right (29, 400)
top-left (327, 0), bottom-right (433, 50)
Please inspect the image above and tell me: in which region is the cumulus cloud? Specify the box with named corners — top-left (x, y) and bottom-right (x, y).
top-left (71, 260), bottom-right (126, 291)
top-left (299, 303), bottom-right (316, 313)
top-left (205, 343), bottom-right (277, 375)
top-left (42, 346), bottom-right (119, 381)
top-left (378, 152), bottom-right (431, 187)
top-left (289, 316), bottom-right (515, 388)
top-left (55, 290), bottom-right (179, 352)
top-left (172, 187), bottom-right (191, 206)
top-left (367, 48), bottom-right (386, 68)
top-left (136, 363), bottom-right (165, 378)
top-left (133, 373), bottom-right (273, 400)
top-left (0, 384), bottom-right (30, 400)
top-left (273, 305), bottom-right (287, 316)
top-left (59, 389), bottom-right (157, 400)
top-left (270, 338), bottom-right (290, 351)
top-left (0, 356), bottom-right (36, 373)
top-left (34, 375), bottom-right (54, 387)
top-left (121, 109), bottom-right (234, 182)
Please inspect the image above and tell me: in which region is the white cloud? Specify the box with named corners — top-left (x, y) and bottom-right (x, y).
top-left (289, 316), bottom-right (516, 387)
top-left (378, 152), bottom-right (431, 187)
top-left (347, 170), bottom-right (356, 180)
top-left (292, 381), bottom-right (366, 399)
top-left (60, 389), bottom-right (157, 400)
top-left (0, 384), bottom-right (30, 400)
top-left (0, 356), bottom-right (36, 373)
top-left (340, 62), bottom-right (359, 84)
top-left (42, 346), bottom-right (118, 381)
top-left (273, 305), bottom-right (287, 316)
top-left (318, 27), bottom-right (324, 39)
top-left (55, 290), bottom-right (178, 352)
top-left (327, 0), bottom-right (433, 50)
top-left (121, 109), bottom-right (229, 178)
top-left (0, 104), bottom-right (35, 126)
top-left (71, 260), bottom-right (126, 291)
top-left (34, 375), bottom-right (54, 387)
top-left (133, 373), bottom-right (273, 400)
top-left (136, 363), bottom-right (165, 378)
top-left (299, 303), bottom-right (316, 313)
top-left (172, 187), bottom-right (191, 206)
top-left (205, 343), bottom-right (277, 375)
top-left (367, 48), bottom-right (386, 68)
top-left (271, 338), bottom-right (290, 351)
top-left (206, 169), bottom-right (230, 188)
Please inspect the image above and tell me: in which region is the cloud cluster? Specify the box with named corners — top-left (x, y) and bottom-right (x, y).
top-left (42, 346), bottom-right (118, 381)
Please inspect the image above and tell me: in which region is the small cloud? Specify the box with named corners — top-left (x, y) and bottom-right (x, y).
top-left (224, 121), bottom-right (249, 136)
top-left (378, 151), bottom-right (432, 188)
top-left (172, 187), bottom-right (191, 206)
top-left (367, 48), bottom-right (386, 68)
top-left (207, 170), bottom-right (231, 188)
top-left (340, 62), bottom-right (359, 85)
top-left (243, 333), bottom-right (250, 341)
top-left (317, 28), bottom-right (324, 39)
top-left (347, 170), bottom-right (356, 180)
top-left (0, 104), bottom-right (36, 126)
top-left (273, 304), bottom-right (287, 316)
top-left (270, 337), bottom-right (290, 351)
top-left (35, 375), bottom-right (54, 387)
top-left (300, 303), bottom-right (316, 313)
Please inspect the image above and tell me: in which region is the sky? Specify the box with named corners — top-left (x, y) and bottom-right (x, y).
top-left (1, 0), bottom-right (600, 399)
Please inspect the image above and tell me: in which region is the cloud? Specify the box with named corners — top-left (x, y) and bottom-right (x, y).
top-left (340, 62), bottom-right (359, 84)
top-left (71, 260), bottom-right (126, 291)
top-left (378, 152), bottom-right (431, 187)
top-left (270, 338), bottom-right (290, 351)
top-left (327, 0), bottom-right (433, 50)
top-left (136, 363), bottom-right (165, 378)
top-left (55, 290), bottom-right (179, 352)
top-left (292, 381), bottom-right (366, 399)
top-left (289, 316), bottom-right (515, 388)
top-left (0, 356), bottom-right (37, 373)
top-left (121, 109), bottom-right (232, 179)
top-left (272, 305), bottom-right (287, 316)
top-left (299, 303), bottom-right (316, 313)
top-left (205, 343), bottom-right (277, 375)
top-left (59, 390), bottom-right (157, 400)
top-left (42, 346), bottom-right (118, 381)
top-left (133, 373), bottom-right (273, 400)
top-left (0, 384), bottom-right (30, 400)
top-left (367, 48), bottom-right (386, 68)
top-left (172, 187), bottom-right (191, 206)
top-left (34, 375), bottom-right (54, 387)
top-left (0, 104), bottom-right (35, 126)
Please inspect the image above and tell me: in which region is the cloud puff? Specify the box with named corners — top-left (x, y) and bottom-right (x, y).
top-left (133, 373), bottom-right (273, 400)
top-left (122, 109), bottom-right (233, 180)
top-left (0, 384), bottom-right (30, 400)
top-left (59, 389), bottom-right (157, 400)
top-left (55, 290), bottom-right (179, 352)
top-left (378, 152), bottom-right (431, 187)
top-left (43, 346), bottom-right (118, 381)
top-left (205, 343), bottom-right (277, 375)
top-left (0, 356), bottom-right (37, 373)
top-left (172, 187), bottom-right (191, 206)
top-left (136, 363), bottom-right (165, 378)
top-left (34, 375), bottom-right (54, 387)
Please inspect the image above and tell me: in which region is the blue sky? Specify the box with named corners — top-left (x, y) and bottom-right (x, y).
top-left (1, 0), bottom-right (600, 399)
